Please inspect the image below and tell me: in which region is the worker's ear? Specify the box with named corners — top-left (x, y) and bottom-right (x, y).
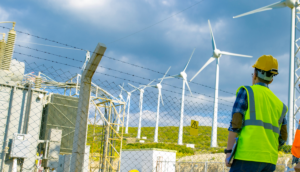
top-left (268, 78), bottom-right (273, 85)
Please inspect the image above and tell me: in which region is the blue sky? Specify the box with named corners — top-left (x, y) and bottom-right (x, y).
top-left (0, 0), bottom-right (296, 121)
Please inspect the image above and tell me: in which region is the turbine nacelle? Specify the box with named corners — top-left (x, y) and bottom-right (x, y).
top-left (286, 0), bottom-right (298, 8)
top-left (180, 71), bottom-right (187, 80)
top-left (156, 83), bottom-right (162, 89)
top-left (189, 20), bottom-right (252, 82)
top-left (213, 49), bottom-right (222, 58)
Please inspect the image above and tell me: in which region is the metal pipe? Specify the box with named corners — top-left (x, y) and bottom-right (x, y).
top-left (23, 84), bottom-right (32, 134)
top-left (12, 158), bottom-right (17, 172)
top-left (44, 141), bottom-right (49, 160)
top-left (1, 86), bottom-right (15, 171)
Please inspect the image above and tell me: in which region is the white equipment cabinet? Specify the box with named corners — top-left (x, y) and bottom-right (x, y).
top-left (10, 133), bottom-right (31, 158)
top-left (120, 148), bottom-right (176, 172)
top-left (0, 83), bottom-right (47, 172)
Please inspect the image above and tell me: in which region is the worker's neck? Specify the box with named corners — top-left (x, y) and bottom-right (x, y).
top-left (253, 78), bottom-right (261, 85)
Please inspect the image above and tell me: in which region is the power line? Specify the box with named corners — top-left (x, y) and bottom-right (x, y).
top-left (16, 41), bottom-right (85, 51)
top-left (15, 44), bottom-right (235, 95)
top-left (15, 50), bottom-right (234, 103)
top-left (14, 54), bottom-right (233, 106)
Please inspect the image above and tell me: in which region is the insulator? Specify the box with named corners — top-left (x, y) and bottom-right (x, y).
top-left (35, 76), bottom-right (42, 89)
top-left (2, 29), bottom-right (16, 70)
top-left (0, 40), bottom-right (6, 69)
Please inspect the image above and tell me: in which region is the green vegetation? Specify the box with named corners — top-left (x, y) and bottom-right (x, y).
top-left (87, 125), bottom-right (229, 157)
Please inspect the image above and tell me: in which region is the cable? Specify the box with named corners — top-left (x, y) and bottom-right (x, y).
top-left (16, 40), bottom-right (85, 51)
top-left (15, 44), bottom-right (235, 95)
top-left (15, 51), bottom-right (234, 103)
top-left (14, 55), bottom-right (233, 106)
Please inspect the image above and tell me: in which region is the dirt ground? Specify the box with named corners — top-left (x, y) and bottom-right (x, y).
top-left (177, 153), bottom-right (293, 172)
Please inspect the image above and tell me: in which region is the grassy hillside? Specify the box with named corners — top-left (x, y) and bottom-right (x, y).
top-left (87, 125), bottom-right (229, 157)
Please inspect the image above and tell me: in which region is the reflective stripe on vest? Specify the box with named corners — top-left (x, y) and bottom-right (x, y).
top-left (244, 86), bottom-right (287, 134)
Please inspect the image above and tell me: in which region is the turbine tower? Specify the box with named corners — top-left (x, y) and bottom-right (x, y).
top-left (162, 49), bottom-right (195, 145)
top-left (117, 83), bottom-right (125, 133)
top-left (233, 0), bottom-right (298, 145)
top-left (129, 80), bottom-right (155, 139)
top-left (141, 67), bottom-right (171, 143)
top-left (189, 20), bottom-right (252, 147)
top-left (119, 85), bottom-right (137, 134)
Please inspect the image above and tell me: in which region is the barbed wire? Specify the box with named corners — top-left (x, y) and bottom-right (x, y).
top-left (15, 43), bottom-right (235, 95)
top-left (14, 55), bottom-right (233, 107)
top-left (15, 51), bottom-right (234, 104)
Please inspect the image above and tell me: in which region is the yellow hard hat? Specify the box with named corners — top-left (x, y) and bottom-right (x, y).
top-left (129, 170), bottom-right (139, 172)
top-left (252, 55), bottom-right (278, 74)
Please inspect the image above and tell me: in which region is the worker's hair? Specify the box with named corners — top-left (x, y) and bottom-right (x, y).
top-left (255, 68), bottom-right (274, 84)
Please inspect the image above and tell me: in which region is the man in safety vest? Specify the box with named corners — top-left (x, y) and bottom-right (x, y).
top-left (225, 55), bottom-right (288, 172)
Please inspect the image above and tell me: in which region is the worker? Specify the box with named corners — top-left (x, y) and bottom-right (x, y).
top-left (292, 120), bottom-right (300, 171)
top-left (225, 55), bottom-right (288, 172)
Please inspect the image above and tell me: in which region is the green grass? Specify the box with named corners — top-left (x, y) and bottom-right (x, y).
top-left (87, 125), bottom-right (229, 157)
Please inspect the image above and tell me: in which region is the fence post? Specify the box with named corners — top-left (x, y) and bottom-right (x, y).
top-left (70, 43), bottom-right (107, 172)
top-left (205, 162), bottom-right (207, 172)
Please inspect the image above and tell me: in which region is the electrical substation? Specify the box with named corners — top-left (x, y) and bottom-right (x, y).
top-left (0, 22), bottom-right (126, 172)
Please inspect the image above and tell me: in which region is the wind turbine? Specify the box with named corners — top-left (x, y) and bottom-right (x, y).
top-left (129, 80), bottom-right (155, 139)
top-left (140, 67), bottom-right (171, 143)
top-left (117, 83), bottom-right (126, 133)
top-left (119, 85), bottom-right (137, 134)
top-left (189, 20), bottom-right (252, 147)
top-left (161, 49), bottom-right (195, 145)
top-left (233, 0), bottom-right (298, 145)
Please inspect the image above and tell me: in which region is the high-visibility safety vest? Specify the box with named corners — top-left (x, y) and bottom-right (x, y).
top-left (234, 85), bottom-right (287, 165)
top-left (292, 120), bottom-right (300, 158)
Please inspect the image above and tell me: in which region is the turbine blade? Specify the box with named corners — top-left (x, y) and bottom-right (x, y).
top-left (208, 20), bottom-right (217, 50)
top-left (119, 85), bottom-right (129, 94)
top-left (128, 83), bottom-right (139, 90)
top-left (189, 57), bottom-right (215, 82)
top-left (185, 80), bottom-right (193, 95)
top-left (120, 83), bottom-right (124, 95)
top-left (233, 1), bottom-right (287, 18)
top-left (143, 79), bottom-right (155, 89)
top-left (140, 85), bottom-right (156, 88)
top-left (160, 94), bottom-right (164, 106)
top-left (183, 48), bottom-right (196, 72)
top-left (160, 66), bottom-right (171, 84)
top-left (146, 79), bottom-right (155, 87)
top-left (220, 51), bottom-right (252, 58)
top-left (159, 74), bottom-right (180, 80)
top-left (130, 88), bottom-right (137, 93)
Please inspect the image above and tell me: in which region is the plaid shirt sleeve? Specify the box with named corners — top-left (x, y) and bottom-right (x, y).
top-left (279, 117), bottom-right (287, 147)
top-left (228, 87), bottom-right (248, 133)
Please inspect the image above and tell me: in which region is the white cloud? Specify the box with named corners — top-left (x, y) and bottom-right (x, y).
top-left (0, 6), bottom-right (9, 21)
top-left (163, 17), bottom-right (227, 48)
top-left (42, 0), bottom-right (141, 32)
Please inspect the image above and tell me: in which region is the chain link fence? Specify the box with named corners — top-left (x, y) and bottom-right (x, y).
top-left (0, 59), bottom-right (293, 172)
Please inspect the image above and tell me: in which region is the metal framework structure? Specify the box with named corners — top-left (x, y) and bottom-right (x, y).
top-left (293, 10), bottom-right (300, 140)
top-left (22, 68), bottom-right (125, 171)
top-left (89, 96), bottom-right (125, 172)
